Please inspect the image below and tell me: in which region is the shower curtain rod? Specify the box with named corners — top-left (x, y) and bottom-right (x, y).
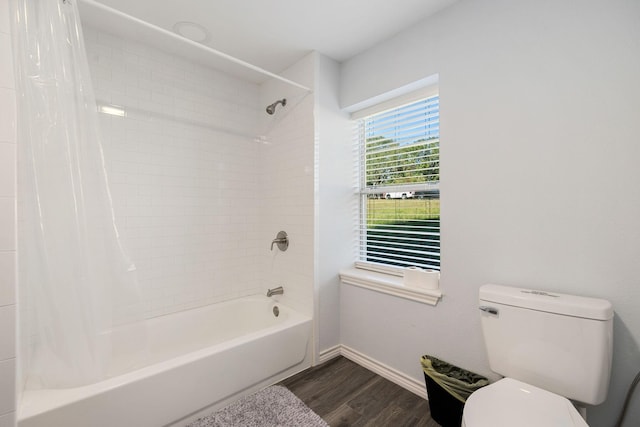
top-left (78, 0), bottom-right (312, 93)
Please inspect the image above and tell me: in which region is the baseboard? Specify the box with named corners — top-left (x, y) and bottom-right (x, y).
top-left (317, 345), bottom-right (341, 364)
top-left (339, 345), bottom-right (428, 400)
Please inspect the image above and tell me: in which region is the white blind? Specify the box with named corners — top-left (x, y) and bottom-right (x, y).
top-left (358, 95), bottom-right (440, 270)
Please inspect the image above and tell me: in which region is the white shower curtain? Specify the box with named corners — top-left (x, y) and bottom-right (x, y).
top-left (11, 0), bottom-right (145, 388)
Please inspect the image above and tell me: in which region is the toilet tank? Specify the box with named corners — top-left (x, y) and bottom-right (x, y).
top-left (479, 284), bottom-right (613, 405)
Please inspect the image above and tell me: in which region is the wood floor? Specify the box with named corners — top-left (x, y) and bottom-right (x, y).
top-left (279, 356), bottom-right (439, 427)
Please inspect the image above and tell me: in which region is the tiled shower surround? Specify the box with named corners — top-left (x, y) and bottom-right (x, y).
top-left (0, 1), bottom-right (16, 424)
top-left (83, 27), bottom-right (314, 321)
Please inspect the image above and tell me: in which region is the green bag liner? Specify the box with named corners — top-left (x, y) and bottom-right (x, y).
top-left (421, 355), bottom-right (489, 403)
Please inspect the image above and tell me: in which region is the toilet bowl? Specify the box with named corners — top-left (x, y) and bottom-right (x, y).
top-left (462, 378), bottom-right (587, 427)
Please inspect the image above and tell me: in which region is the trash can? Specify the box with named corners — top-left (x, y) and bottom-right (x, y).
top-left (421, 355), bottom-right (489, 427)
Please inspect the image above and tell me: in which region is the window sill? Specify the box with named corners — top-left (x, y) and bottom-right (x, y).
top-left (339, 267), bottom-right (442, 306)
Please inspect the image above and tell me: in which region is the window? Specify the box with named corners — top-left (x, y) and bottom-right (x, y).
top-left (357, 94), bottom-right (440, 271)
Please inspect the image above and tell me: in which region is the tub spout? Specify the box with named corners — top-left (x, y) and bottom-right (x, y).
top-left (267, 286), bottom-right (284, 297)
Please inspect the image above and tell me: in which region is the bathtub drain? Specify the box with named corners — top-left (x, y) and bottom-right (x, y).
top-left (273, 306), bottom-right (280, 317)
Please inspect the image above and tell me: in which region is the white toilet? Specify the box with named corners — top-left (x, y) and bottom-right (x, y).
top-left (462, 284), bottom-right (613, 427)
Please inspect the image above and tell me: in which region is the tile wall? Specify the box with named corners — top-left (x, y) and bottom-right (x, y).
top-left (257, 71), bottom-right (315, 317)
top-left (0, 1), bottom-right (16, 425)
top-left (83, 26), bottom-right (267, 320)
top-left (83, 26), bottom-right (315, 322)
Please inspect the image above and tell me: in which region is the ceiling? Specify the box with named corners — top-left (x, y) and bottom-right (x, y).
top-left (89, 0), bottom-right (458, 74)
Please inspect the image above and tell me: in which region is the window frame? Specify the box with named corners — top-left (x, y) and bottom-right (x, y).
top-left (341, 86), bottom-right (442, 305)
top-left (356, 89), bottom-right (440, 274)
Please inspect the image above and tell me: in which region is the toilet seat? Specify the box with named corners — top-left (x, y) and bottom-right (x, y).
top-left (462, 378), bottom-right (588, 427)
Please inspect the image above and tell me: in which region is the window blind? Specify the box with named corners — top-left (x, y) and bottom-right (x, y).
top-left (358, 95), bottom-right (440, 270)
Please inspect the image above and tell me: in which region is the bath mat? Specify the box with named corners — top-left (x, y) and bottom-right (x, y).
top-left (187, 385), bottom-right (328, 427)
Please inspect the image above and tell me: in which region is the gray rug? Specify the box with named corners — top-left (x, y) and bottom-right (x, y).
top-left (187, 385), bottom-right (328, 427)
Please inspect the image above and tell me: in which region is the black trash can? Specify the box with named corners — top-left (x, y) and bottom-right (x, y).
top-left (421, 355), bottom-right (489, 427)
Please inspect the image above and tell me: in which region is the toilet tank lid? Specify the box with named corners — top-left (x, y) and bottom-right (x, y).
top-left (480, 284), bottom-right (613, 320)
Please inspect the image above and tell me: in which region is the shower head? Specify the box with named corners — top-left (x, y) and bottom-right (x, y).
top-left (266, 98), bottom-right (287, 115)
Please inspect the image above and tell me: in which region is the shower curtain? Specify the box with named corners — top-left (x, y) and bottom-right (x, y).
top-left (11, 0), bottom-right (145, 388)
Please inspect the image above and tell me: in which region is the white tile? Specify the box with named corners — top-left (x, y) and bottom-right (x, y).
top-left (0, 143), bottom-right (14, 198)
top-left (0, 411), bottom-right (15, 427)
top-left (0, 3), bottom-right (9, 35)
top-left (0, 198), bottom-right (14, 251)
top-left (84, 27), bottom-right (316, 320)
top-left (0, 359), bottom-right (15, 415)
top-left (0, 305), bottom-right (14, 360)
top-left (0, 34), bottom-right (13, 90)
top-left (0, 252), bottom-right (15, 306)
top-left (0, 88), bottom-right (15, 143)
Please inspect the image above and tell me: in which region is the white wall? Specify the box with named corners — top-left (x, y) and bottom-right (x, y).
top-left (339, 0), bottom-right (640, 425)
top-left (84, 27), bottom-right (265, 320)
top-left (0, 1), bottom-right (16, 426)
top-left (314, 53), bottom-right (356, 355)
top-left (255, 51), bottom-right (355, 359)
top-left (257, 53), bottom-right (316, 318)
top-left (82, 27), bottom-right (317, 324)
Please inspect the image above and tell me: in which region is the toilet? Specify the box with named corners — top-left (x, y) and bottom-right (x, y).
top-left (462, 284), bottom-right (613, 427)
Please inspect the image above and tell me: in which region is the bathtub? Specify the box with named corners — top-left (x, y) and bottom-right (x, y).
top-left (18, 295), bottom-right (312, 427)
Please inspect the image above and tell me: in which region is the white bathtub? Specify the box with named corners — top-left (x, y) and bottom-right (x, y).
top-left (18, 296), bottom-right (312, 427)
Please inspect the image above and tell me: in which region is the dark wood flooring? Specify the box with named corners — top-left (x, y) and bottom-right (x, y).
top-left (279, 356), bottom-right (439, 427)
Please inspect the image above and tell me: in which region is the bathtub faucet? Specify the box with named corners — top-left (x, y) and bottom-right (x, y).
top-left (267, 286), bottom-right (284, 297)
top-left (271, 231), bottom-right (289, 251)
